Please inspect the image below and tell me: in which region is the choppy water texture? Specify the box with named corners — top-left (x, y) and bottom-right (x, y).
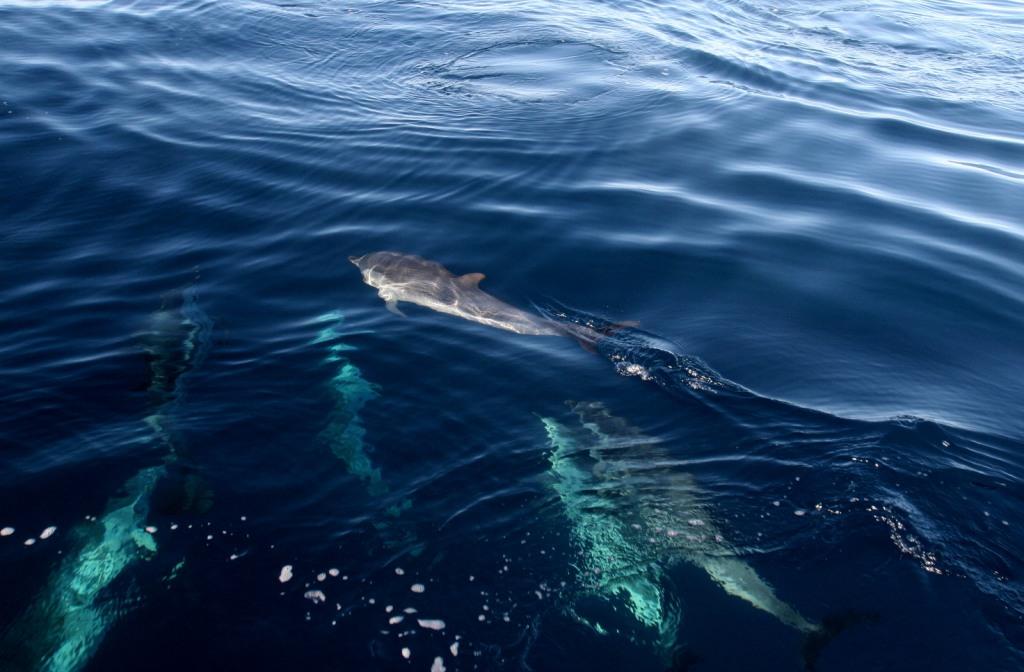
top-left (2, 0), bottom-right (1023, 670)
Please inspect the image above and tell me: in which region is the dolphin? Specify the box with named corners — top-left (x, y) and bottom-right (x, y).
top-left (542, 411), bottom-right (681, 654)
top-left (0, 287), bottom-right (212, 672)
top-left (541, 401), bottom-right (840, 667)
top-left (349, 251), bottom-right (562, 336)
top-left (311, 311), bottom-right (419, 551)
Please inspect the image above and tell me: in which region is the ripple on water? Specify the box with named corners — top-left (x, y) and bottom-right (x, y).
top-left (424, 40), bottom-right (629, 104)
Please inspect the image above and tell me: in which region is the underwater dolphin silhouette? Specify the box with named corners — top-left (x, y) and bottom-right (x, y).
top-left (0, 287), bottom-right (212, 672)
top-left (349, 251), bottom-right (562, 336)
top-left (542, 401), bottom-right (870, 670)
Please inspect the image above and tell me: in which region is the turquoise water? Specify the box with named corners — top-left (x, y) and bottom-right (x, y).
top-left (1, 1), bottom-right (1023, 670)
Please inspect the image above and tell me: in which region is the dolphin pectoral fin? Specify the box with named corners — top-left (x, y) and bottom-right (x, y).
top-left (385, 299), bottom-right (406, 317)
top-left (456, 272), bottom-right (486, 288)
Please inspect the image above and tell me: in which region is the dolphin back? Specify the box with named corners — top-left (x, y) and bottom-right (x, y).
top-left (351, 251), bottom-right (562, 336)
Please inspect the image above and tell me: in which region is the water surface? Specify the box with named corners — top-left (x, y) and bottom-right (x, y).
top-left (1, 0), bottom-right (1023, 670)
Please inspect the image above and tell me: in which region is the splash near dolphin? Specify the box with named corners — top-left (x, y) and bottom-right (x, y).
top-left (541, 401), bottom-right (821, 662)
top-left (0, 286), bottom-right (212, 672)
top-left (350, 251), bottom-right (562, 335)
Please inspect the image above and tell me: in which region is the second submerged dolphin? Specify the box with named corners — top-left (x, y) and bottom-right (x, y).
top-left (0, 286), bottom-right (212, 672)
top-left (349, 251), bottom-right (561, 336)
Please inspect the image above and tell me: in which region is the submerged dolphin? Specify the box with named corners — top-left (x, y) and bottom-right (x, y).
top-left (542, 401), bottom-right (841, 667)
top-left (349, 251), bottom-right (561, 336)
top-left (311, 311), bottom-right (418, 551)
top-left (0, 287), bottom-right (212, 672)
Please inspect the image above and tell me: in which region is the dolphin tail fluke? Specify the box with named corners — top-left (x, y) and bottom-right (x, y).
top-left (801, 610), bottom-right (879, 670)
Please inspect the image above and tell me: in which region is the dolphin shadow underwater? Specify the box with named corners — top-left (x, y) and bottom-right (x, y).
top-left (351, 251), bottom-right (878, 669)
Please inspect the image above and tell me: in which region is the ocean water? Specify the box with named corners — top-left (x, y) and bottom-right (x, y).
top-left (1, 0), bottom-right (1023, 670)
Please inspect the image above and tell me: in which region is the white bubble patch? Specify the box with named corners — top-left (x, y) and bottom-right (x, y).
top-left (417, 618), bottom-right (445, 631)
top-left (304, 590), bottom-right (327, 604)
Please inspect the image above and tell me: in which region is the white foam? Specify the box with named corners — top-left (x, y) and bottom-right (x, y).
top-left (304, 590), bottom-right (327, 604)
top-left (279, 565), bottom-right (294, 583)
top-left (417, 619), bottom-right (445, 630)
top-left (40, 526), bottom-right (57, 540)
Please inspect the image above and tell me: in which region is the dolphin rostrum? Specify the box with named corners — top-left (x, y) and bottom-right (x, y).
top-left (350, 251), bottom-right (562, 336)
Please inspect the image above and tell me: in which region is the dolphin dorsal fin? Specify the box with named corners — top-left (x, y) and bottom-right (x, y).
top-left (457, 272), bottom-right (486, 287)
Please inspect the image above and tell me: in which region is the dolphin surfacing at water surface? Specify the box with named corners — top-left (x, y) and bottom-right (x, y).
top-left (350, 251), bottom-right (562, 336)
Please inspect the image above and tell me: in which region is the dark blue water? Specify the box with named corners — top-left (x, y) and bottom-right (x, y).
top-left (2, 1), bottom-right (1023, 670)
